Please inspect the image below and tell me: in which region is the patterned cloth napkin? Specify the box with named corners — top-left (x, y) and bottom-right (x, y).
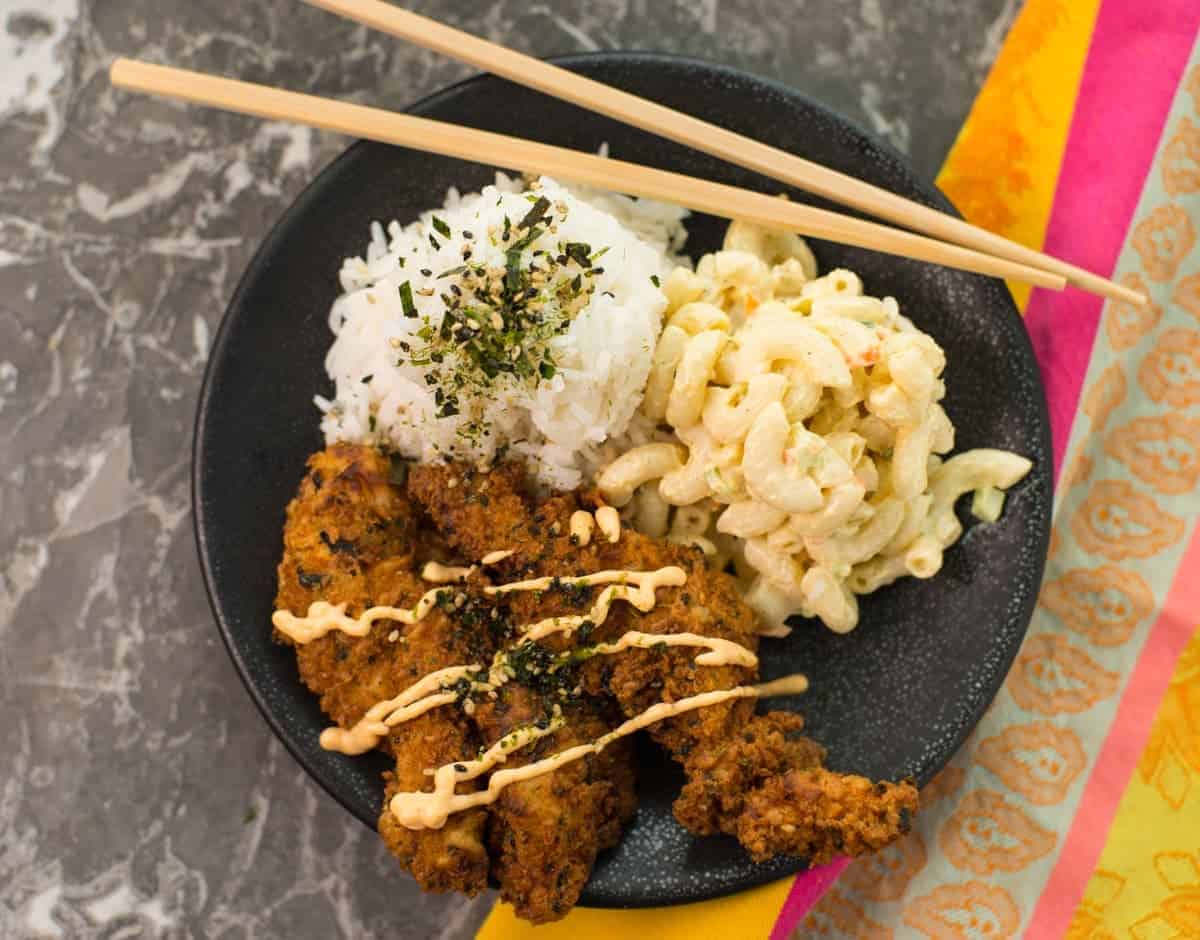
top-left (477, 1), bottom-right (1200, 935)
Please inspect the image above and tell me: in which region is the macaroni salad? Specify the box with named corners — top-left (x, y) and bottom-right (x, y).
top-left (599, 222), bottom-right (1032, 634)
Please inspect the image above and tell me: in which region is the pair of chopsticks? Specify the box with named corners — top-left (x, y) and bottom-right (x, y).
top-left (108, 0), bottom-right (1144, 305)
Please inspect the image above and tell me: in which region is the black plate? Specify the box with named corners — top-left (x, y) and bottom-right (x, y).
top-left (193, 52), bottom-right (1052, 908)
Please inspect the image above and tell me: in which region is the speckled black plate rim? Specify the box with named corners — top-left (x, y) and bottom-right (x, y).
top-left (192, 130), bottom-right (371, 827)
top-left (192, 49), bottom-right (1053, 908)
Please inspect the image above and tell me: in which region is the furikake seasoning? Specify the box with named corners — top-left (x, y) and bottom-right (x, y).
top-left (394, 190), bottom-right (606, 445)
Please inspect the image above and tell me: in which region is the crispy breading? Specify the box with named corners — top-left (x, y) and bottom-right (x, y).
top-left (375, 601), bottom-right (491, 895)
top-left (277, 452), bottom-right (921, 920)
top-left (275, 448), bottom-right (489, 896)
top-left (473, 689), bottom-right (637, 924)
top-left (408, 461), bottom-right (919, 870)
top-left (735, 769), bottom-right (919, 865)
top-left (274, 444), bottom-right (417, 700)
top-left (409, 464), bottom-right (761, 755)
top-left (674, 712), bottom-right (825, 836)
top-left (406, 460), bottom-right (534, 564)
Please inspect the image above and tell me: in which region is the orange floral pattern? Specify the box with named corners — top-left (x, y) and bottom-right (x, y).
top-left (903, 882), bottom-right (1022, 940)
top-left (805, 887), bottom-right (895, 940)
top-left (976, 722), bottom-right (1087, 804)
top-left (843, 833), bottom-right (929, 902)
top-left (1131, 204), bottom-right (1194, 281)
top-left (1069, 479), bottom-right (1186, 560)
top-left (1105, 413), bottom-right (1200, 495)
top-left (1039, 564), bottom-right (1155, 646)
top-left (1066, 452), bottom-right (1094, 488)
top-left (1082, 362), bottom-right (1127, 433)
top-left (1162, 117), bottom-right (1200, 195)
top-left (1008, 634), bottom-right (1120, 714)
top-left (922, 766), bottom-right (967, 807)
top-left (1138, 328), bottom-right (1200, 406)
top-left (940, 789), bottom-right (1056, 874)
top-left (1048, 522), bottom-right (1064, 560)
top-left (1174, 272), bottom-right (1200, 320)
top-left (1105, 273), bottom-right (1162, 350)
top-left (1189, 63), bottom-right (1200, 111)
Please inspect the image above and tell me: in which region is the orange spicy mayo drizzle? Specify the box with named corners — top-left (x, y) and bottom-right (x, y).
top-left (280, 555), bottom-right (801, 798)
top-left (319, 665), bottom-right (485, 755)
top-left (421, 561), bottom-right (475, 583)
top-left (487, 566), bottom-right (688, 642)
top-left (321, 565), bottom-right (752, 754)
top-left (386, 671), bottom-right (809, 830)
top-left (390, 686), bottom-right (758, 829)
top-left (272, 590), bottom-right (447, 644)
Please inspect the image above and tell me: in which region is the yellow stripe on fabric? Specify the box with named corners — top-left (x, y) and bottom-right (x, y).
top-left (476, 878), bottom-right (793, 940)
top-left (1066, 627), bottom-right (1200, 938)
top-left (936, 0), bottom-right (1103, 310)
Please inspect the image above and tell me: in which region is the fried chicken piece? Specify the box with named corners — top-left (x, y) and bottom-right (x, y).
top-left (674, 712), bottom-right (825, 836)
top-left (410, 465), bottom-right (638, 920)
top-left (473, 687), bottom-right (637, 924)
top-left (370, 565), bottom-right (491, 894)
top-left (406, 461), bottom-right (535, 566)
top-left (736, 769), bottom-right (917, 865)
top-left (274, 444), bottom-right (418, 699)
top-left (408, 461), bottom-right (918, 867)
top-left (410, 462), bottom-right (762, 749)
top-left (275, 447), bottom-right (489, 896)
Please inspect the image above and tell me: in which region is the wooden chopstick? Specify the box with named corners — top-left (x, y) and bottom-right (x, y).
top-left (109, 59), bottom-right (1065, 290)
top-left (298, 0), bottom-right (1145, 308)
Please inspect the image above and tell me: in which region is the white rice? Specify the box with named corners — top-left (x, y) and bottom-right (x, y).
top-left (317, 174), bottom-right (689, 490)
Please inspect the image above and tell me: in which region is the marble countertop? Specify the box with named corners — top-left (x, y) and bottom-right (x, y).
top-left (1, 1), bottom-right (1018, 936)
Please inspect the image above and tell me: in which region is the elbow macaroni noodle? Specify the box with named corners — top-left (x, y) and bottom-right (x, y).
top-left (600, 223), bottom-right (1033, 634)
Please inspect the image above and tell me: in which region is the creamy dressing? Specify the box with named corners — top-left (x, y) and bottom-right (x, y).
top-left (421, 561), bottom-right (475, 583)
top-left (312, 565), bottom-right (735, 750)
top-left (273, 591), bottom-right (448, 644)
top-left (320, 665), bottom-right (484, 754)
top-left (326, 628), bottom-right (758, 755)
top-left (753, 674), bottom-right (810, 697)
top-left (481, 549), bottom-right (515, 565)
top-left (390, 686), bottom-right (758, 829)
top-left (489, 567), bottom-right (687, 642)
top-left (569, 510), bottom-right (595, 546)
top-left (594, 506), bottom-right (621, 543)
top-left (388, 673), bottom-right (809, 828)
top-left (588, 630), bottom-right (756, 668)
top-left (487, 566), bottom-right (685, 596)
top-left (287, 548), bottom-right (806, 825)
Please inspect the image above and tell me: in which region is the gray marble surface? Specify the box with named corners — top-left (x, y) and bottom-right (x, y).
top-left (0, 1), bottom-right (1019, 936)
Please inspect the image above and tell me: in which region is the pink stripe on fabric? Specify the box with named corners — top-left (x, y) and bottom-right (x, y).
top-left (1026, 527), bottom-right (1200, 939)
top-left (1022, 0), bottom-right (1200, 477)
top-left (768, 859), bottom-right (850, 939)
